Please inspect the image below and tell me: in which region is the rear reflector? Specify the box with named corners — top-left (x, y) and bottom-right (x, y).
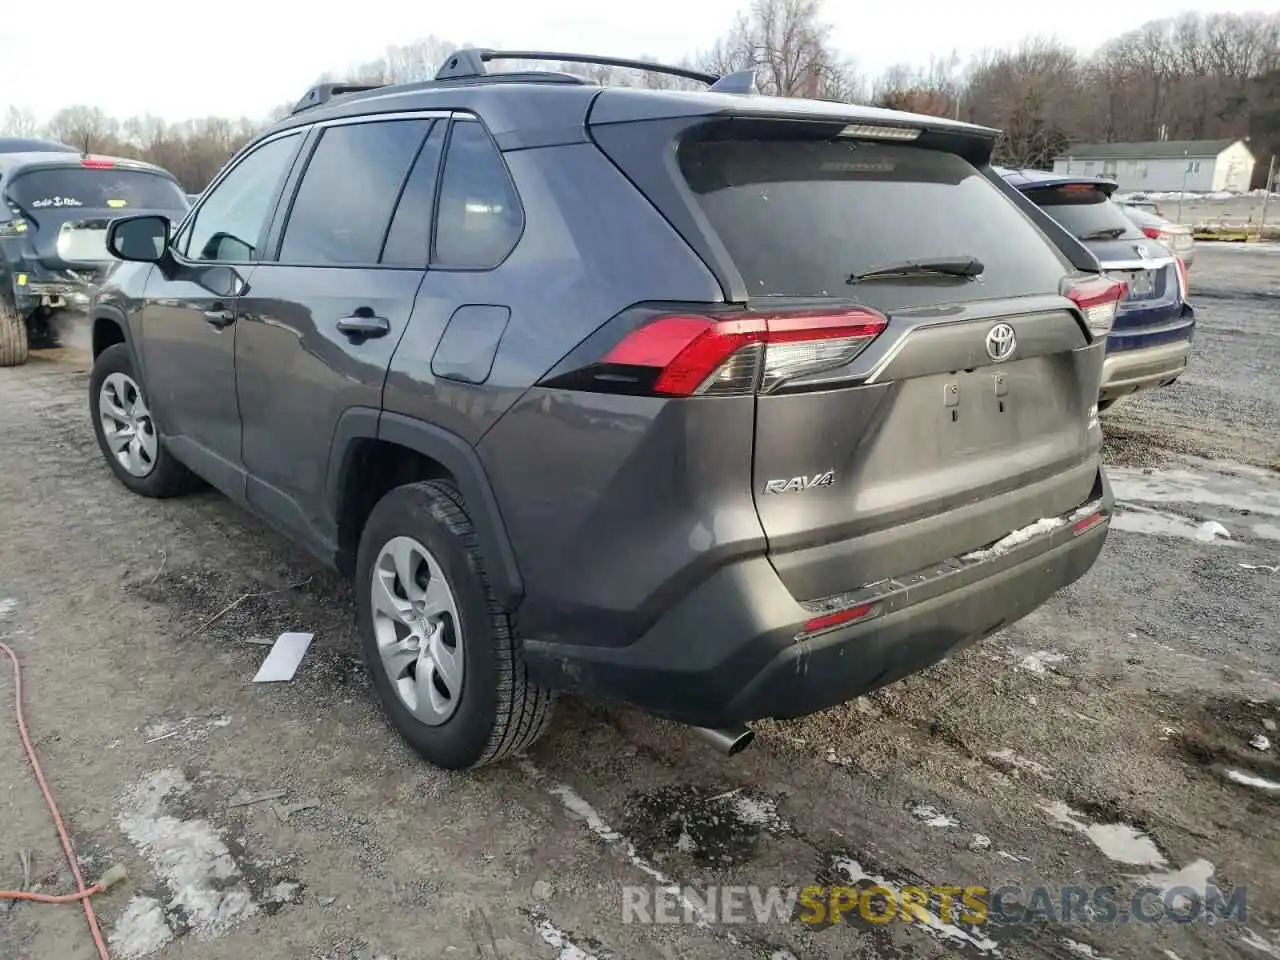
top-left (838, 124), bottom-right (921, 141)
top-left (1175, 257), bottom-right (1190, 300)
top-left (1063, 275), bottom-right (1127, 338)
top-left (599, 307), bottom-right (888, 397)
top-left (802, 602), bottom-right (877, 635)
top-left (80, 157), bottom-right (115, 169)
top-left (1072, 512), bottom-right (1106, 536)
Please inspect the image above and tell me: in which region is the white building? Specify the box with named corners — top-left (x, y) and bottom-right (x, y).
top-left (1052, 139), bottom-right (1255, 193)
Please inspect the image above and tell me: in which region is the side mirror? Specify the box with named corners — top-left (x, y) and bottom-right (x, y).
top-left (106, 214), bottom-right (171, 263)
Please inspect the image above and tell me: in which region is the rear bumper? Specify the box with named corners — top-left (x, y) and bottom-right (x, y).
top-left (1099, 339), bottom-right (1192, 401)
top-left (522, 472), bottom-right (1113, 727)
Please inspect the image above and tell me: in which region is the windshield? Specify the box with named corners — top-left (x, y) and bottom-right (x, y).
top-left (1024, 187), bottom-right (1145, 241)
top-left (678, 138), bottom-right (1070, 309)
top-left (8, 166), bottom-right (187, 213)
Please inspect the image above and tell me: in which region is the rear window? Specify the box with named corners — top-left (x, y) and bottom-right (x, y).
top-left (8, 167), bottom-right (187, 213)
top-left (679, 138), bottom-right (1070, 308)
top-left (1024, 188), bottom-right (1144, 242)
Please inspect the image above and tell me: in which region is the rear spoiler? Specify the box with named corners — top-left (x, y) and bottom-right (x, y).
top-left (984, 173), bottom-right (1103, 275)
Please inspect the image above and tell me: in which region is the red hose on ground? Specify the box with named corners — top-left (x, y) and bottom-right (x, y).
top-left (1, 641), bottom-right (112, 960)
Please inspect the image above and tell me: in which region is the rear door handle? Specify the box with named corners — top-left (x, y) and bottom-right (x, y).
top-left (336, 314), bottom-right (391, 339)
top-left (203, 307), bottom-right (236, 329)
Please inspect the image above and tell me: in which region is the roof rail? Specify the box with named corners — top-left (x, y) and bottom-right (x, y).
top-left (434, 48), bottom-right (720, 86)
top-left (292, 81), bottom-right (387, 115)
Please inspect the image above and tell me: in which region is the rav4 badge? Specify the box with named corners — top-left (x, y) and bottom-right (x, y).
top-left (764, 471), bottom-right (835, 495)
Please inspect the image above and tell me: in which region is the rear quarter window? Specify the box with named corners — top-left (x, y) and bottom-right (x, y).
top-left (679, 139), bottom-right (1071, 309)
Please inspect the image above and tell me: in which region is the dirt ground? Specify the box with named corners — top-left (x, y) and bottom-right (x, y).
top-left (1, 244), bottom-right (1278, 960)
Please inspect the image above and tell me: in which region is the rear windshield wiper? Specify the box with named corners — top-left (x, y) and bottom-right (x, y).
top-left (848, 256), bottom-right (984, 284)
top-left (1078, 227), bottom-right (1128, 241)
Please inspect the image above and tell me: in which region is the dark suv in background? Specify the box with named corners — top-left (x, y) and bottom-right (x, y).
top-left (999, 169), bottom-right (1195, 411)
top-left (88, 50), bottom-right (1118, 769)
top-left (0, 150), bottom-right (190, 365)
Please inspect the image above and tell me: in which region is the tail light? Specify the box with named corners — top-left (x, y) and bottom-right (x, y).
top-left (1140, 226), bottom-right (1162, 240)
top-left (541, 305), bottom-right (888, 397)
top-left (1175, 257), bottom-right (1190, 301)
top-left (1063, 275), bottom-right (1127, 338)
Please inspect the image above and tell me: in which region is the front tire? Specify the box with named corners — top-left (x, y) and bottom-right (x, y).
top-left (89, 343), bottom-right (199, 497)
top-left (356, 481), bottom-right (554, 770)
top-left (0, 302), bottom-right (29, 367)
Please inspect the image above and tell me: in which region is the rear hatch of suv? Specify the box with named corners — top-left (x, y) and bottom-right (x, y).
top-left (589, 99), bottom-right (1109, 605)
top-left (1015, 181), bottom-right (1191, 353)
top-left (5, 159), bottom-right (188, 284)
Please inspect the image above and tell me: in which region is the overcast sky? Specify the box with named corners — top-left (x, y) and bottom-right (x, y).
top-left (2, 0), bottom-right (1279, 122)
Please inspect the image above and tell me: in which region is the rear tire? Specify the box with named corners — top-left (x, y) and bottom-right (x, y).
top-left (356, 480), bottom-right (554, 770)
top-left (0, 302), bottom-right (29, 367)
top-left (89, 343), bottom-right (199, 497)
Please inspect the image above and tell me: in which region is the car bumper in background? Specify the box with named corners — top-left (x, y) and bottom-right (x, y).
top-left (521, 472), bottom-right (1113, 727)
top-left (1100, 339), bottom-right (1192, 401)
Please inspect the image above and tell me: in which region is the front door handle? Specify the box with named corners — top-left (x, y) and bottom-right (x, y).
top-left (203, 307), bottom-right (236, 329)
top-left (336, 314), bottom-right (391, 339)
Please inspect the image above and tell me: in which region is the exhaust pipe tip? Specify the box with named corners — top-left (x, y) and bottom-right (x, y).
top-left (691, 724), bottom-right (755, 756)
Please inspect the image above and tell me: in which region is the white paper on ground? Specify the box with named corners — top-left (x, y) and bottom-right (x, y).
top-left (252, 632), bottom-right (314, 682)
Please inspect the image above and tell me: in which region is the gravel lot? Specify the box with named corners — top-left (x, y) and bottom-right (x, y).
top-left (1, 244), bottom-right (1277, 960)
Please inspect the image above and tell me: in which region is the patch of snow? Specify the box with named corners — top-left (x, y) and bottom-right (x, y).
top-left (1107, 462), bottom-right (1280, 519)
top-left (714, 790), bottom-right (789, 831)
top-left (969, 834), bottom-right (992, 851)
top-left (1062, 939), bottom-right (1113, 959)
top-left (1240, 563), bottom-right (1280, 573)
top-left (1226, 769), bottom-right (1280, 792)
top-left (1131, 858), bottom-right (1216, 911)
top-left (997, 850), bottom-right (1031, 863)
top-left (1110, 505), bottom-right (1242, 545)
top-left (535, 919), bottom-right (600, 960)
top-left (109, 895), bottom-right (174, 959)
top-left (1241, 929), bottom-right (1280, 957)
top-left (1039, 802), bottom-right (1166, 867)
top-left (117, 769), bottom-right (257, 940)
top-left (0, 598), bottom-right (18, 619)
top-left (1017, 650), bottom-right (1067, 675)
top-left (1164, 950), bottom-right (1186, 960)
top-left (1255, 523), bottom-right (1280, 541)
top-left (962, 518), bottom-right (1065, 562)
top-left (909, 802), bottom-right (958, 828)
top-left (140, 715), bottom-right (232, 746)
top-left (525, 762), bottom-right (713, 928)
top-left (1251, 734), bottom-right (1272, 751)
top-left (825, 750), bottom-right (854, 768)
top-left (1195, 520), bottom-right (1231, 542)
top-left (987, 748), bottom-right (1053, 779)
top-left (831, 856), bottom-right (1000, 955)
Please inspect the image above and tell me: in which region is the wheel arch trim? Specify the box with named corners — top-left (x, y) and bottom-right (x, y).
top-left (326, 408), bottom-right (525, 609)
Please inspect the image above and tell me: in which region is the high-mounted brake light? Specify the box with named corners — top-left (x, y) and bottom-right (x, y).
top-left (80, 157), bottom-right (115, 169)
top-left (1063, 275), bottom-right (1127, 338)
top-left (598, 308), bottom-right (888, 397)
top-left (838, 124), bottom-right (921, 141)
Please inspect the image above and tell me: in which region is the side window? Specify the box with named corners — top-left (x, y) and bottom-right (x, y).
top-left (433, 121), bottom-right (523, 269)
top-left (380, 123), bottom-right (446, 267)
top-left (184, 133), bottom-right (302, 262)
top-left (279, 119), bottom-right (430, 265)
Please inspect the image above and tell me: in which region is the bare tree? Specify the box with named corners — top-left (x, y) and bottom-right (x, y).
top-left (1, 106), bottom-right (40, 138)
top-left (697, 0), bottom-right (863, 100)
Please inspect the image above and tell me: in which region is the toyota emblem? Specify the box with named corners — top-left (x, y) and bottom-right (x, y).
top-left (985, 323), bottom-right (1016, 363)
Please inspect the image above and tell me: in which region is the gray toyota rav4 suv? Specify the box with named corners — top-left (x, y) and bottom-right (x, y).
top-left (88, 50), bottom-right (1119, 769)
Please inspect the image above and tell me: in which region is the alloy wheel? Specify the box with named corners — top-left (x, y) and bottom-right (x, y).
top-left (99, 372), bottom-right (158, 477)
top-left (370, 536), bottom-right (464, 725)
